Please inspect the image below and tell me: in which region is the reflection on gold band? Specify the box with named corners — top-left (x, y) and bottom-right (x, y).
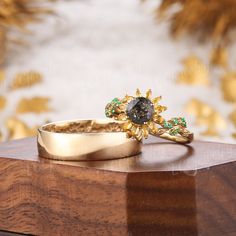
top-left (37, 119), bottom-right (142, 161)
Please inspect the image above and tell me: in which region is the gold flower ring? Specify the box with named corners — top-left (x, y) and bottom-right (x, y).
top-left (105, 89), bottom-right (194, 144)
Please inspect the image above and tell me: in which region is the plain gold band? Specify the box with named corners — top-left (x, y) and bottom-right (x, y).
top-left (37, 119), bottom-right (142, 161)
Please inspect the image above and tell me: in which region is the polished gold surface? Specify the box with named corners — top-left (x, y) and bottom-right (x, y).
top-left (37, 119), bottom-right (142, 161)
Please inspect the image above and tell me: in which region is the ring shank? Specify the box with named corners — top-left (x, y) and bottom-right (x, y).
top-left (37, 119), bottom-right (142, 161)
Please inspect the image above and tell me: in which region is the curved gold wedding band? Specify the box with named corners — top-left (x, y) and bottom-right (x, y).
top-left (37, 119), bottom-right (142, 161)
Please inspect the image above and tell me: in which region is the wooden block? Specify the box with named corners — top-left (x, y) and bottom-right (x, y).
top-left (0, 137), bottom-right (236, 236)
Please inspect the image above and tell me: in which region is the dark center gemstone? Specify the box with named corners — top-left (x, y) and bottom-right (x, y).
top-left (126, 97), bottom-right (154, 124)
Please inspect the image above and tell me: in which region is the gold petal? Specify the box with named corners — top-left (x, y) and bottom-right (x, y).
top-left (153, 114), bottom-right (165, 125)
top-left (135, 88), bottom-right (141, 97)
top-left (145, 89), bottom-right (152, 99)
top-left (156, 105), bottom-right (167, 113)
top-left (118, 113), bottom-right (127, 121)
top-left (148, 121), bottom-right (158, 134)
top-left (142, 125), bottom-right (149, 139)
top-left (123, 121), bottom-right (133, 131)
top-left (152, 96), bottom-right (162, 105)
top-left (123, 95), bottom-right (133, 103)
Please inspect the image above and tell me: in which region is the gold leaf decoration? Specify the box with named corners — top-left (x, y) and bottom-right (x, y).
top-left (10, 71), bottom-right (42, 90)
top-left (157, 0), bottom-right (236, 43)
top-left (210, 46), bottom-right (228, 69)
top-left (6, 117), bottom-right (39, 140)
top-left (177, 55), bottom-right (210, 85)
top-left (16, 97), bottom-right (52, 114)
top-left (221, 72), bottom-right (236, 103)
top-left (186, 98), bottom-right (226, 136)
top-left (0, 96), bottom-right (6, 110)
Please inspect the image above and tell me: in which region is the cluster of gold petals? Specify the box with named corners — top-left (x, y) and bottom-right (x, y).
top-left (186, 98), bottom-right (226, 137)
top-left (116, 89), bottom-right (166, 141)
top-left (157, 0), bottom-right (236, 42)
top-left (177, 55), bottom-right (210, 85)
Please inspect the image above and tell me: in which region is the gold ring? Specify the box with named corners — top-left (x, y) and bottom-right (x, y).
top-left (105, 89), bottom-right (194, 144)
top-left (37, 119), bottom-right (142, 161)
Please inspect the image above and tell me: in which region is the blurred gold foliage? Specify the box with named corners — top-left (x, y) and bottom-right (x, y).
top-left (16, 97), bottom-right (51, 114)
top-left (6, 117), bottom-right (39, 140)
top-left (0, 70), bottom-right (51, 141)
top-left (221, 72), bottom-right (236, 103)
top-left (0, 0), bottom-right (56, 65)
top-left (0, 69), bottom-right (4, 83)
top-left (210, 46), bottom-right (229, 69)
top-left (0, 0), bottom-right (54, 29)
top-left (0, 96), bottom-right (6, 110)
top-left (186, 98), bottom-right (226, 137)
top-left (10, 71), bottom-right (42, 90)
top-left (158, 0), bottom-right (236, 42)
top-left (177, 55), bottom-right (210, 85)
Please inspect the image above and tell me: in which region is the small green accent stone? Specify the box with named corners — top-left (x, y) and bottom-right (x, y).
top-left (173, 118), bottom-right (179, 125)
top-left (164, 121), bottom-right (173, 129)
top-left (111, 109), bottom-right (115, 114)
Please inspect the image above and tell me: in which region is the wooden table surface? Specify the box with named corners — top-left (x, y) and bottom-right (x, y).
top-left (0, 137), bottom-right (235, 236)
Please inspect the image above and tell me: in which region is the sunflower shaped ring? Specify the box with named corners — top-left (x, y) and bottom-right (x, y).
top-left (105, 89), bottom-right (194, 144)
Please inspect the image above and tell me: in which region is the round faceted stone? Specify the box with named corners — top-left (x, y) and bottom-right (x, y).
top-left (126, 97), bottom-right (154, 124)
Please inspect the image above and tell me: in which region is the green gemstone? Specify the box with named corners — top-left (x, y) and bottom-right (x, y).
top-left (181, 118), bottom-right (187, 127)
top-left (164, 121), bottom-right (173, 129)
top-left (112, 98), bottom-right (121, 105)
top-left (173, 118), bottom-right (179, 125)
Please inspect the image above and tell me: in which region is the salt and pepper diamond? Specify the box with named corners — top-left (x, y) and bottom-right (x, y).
top-left (126, 97), bottom-right (154, 124)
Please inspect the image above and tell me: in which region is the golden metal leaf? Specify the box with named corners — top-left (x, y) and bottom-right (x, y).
top-left (221, 72), bottom-right (236, 103)
top-left (16, 97), bottom-right (52, 114)
top-left (210, 46), bottom-right (228, 69)
top-left (146, 89), bottom-right (152, 99)
top-left (186, 98), bottom-right (226, 137)
top-left (0, 96), bottom-right (6, 110)
top-left (177, 55), bottom-right (210, 85)
top-left (135, 88), bottom-right (141, 97)
top-left (10, 71), bottom-right (43, 90)
top-left (6, 117), bottom-right (39, 140)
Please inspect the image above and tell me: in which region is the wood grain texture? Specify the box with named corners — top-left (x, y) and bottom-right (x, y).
top-left (0, 137), bottom-right (236, 236)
